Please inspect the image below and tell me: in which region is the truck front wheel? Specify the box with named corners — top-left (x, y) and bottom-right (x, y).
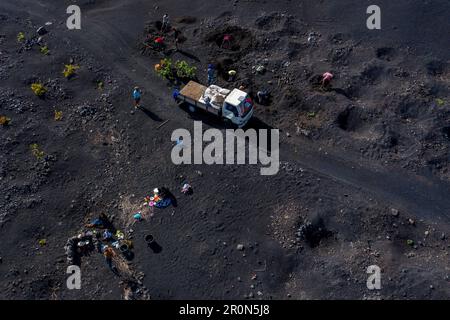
top-left (188, 105), bottom-right (196, 113)
top-left (178, 101), bottom-right (196, 113)
top-left (223, 118), bottom-right (238, 129)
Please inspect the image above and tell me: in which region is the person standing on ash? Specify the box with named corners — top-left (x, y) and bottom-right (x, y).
top-left (132, 86), bottom-right (142, 110)
top-left (161, 14), bottom-right (170, 32)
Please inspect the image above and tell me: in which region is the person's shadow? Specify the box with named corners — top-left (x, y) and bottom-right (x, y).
top-left (139, 106), bottom-right (163, 122)
top-left (170, 49), bottom-right (201, 62)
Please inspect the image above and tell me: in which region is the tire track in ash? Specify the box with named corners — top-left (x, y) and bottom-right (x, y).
top-left (280, 139), bottom-right (450, 224)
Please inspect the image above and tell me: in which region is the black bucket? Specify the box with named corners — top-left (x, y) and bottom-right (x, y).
top-left (145, 234), bottom-right (154, 244)
top-left (119, 244), bottom-right (129, 254)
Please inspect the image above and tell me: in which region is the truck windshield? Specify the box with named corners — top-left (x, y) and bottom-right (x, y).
top-left (225, 103), bottom-right (238, 117)
top-left (238, 97), bottom-right (253, 117)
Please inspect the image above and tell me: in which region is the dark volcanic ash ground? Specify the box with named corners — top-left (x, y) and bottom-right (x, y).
top-left (0, 0), bottom-right (449, 299)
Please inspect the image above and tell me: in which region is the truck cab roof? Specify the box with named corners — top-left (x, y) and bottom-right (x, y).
top-left (225, 88), bottom-right (247, 107)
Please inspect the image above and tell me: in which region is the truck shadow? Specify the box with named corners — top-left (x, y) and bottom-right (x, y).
top-left (179, 103), bottom-right (274, 131)
top-left (178, 102), bottom-right (276, 152)
top-left (179, 102), bottom-right (228, 129)
top-left (246, 116), bottom-right (274, 131)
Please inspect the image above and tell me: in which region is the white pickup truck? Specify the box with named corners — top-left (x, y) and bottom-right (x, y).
top-left (175, 81), bottom-right (254, 128)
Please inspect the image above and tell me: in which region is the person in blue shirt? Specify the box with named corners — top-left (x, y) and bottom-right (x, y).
top-left (133, 86), bottom-right (142, 109)
top-left (172, 88), bottom-right (180, 101)
top-left (207, 64), bottom-right (215, 85)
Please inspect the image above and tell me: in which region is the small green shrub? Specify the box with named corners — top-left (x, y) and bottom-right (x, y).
top-left (62, 64), bottom-right (79, 78)
top-left (31, 83), bottom-right (47, 96)
top-left (30, 143), bottom-right (45, 160)
top-left (436, 98), bottom-right (445, 107)
top-left (54, 110), bottom-right (63, 121)
top-left (17, 32), bottom-right (25, 42)
top-left (0, 115), bottom-right (11, 126)
top-left (175, 60), bottom-right (197, 79)
top-left (156, 58), bottom-right (174, 80)
top-left (307, 112), bottom-right (316, 118)
top-left (155, 59), bottom-right (197, 81)
top-left (40, 46), bottom-right (50, 55)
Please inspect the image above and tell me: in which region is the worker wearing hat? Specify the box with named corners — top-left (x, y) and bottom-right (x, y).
top-left (228, 69), bottom-right (237, 82)
top-left (133, 86), bottom-right (142, 109)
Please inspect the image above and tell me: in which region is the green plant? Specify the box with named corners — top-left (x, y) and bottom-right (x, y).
top-left (30, 143), bottom-right (45, 160)
top-left (156, 58), bottom-right (174, 80)
top-left (175, 60), bottom-right (197, 79)
top-left (97, 81), bottom-right (104, 90)
top-left (307, 111), bottom-right (316, 118)
top-left (54, 110), bottom-right (63, 121)
top-left (0, 115), bottom-right (11, 126)
top-left (17, 32), bottom-right (25, 42)
top-left (436, 98), bottom-right (445, 107)
top-left (40, 46), bottom-right (50, 55)
top-left (31, 83), bottom-right (47, 96)
top-left (62, 64), bottom-right (79, 78)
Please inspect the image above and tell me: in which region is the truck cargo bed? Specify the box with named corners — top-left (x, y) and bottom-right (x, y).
top-left (179, 81), bottom-right (207, 102)
top-left (178, 81), bottom-right (221, 116)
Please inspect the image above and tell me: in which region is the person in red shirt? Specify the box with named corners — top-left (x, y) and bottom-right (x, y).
top-left (154, 36), bottom-right (165, 50)
top-left (221, 34), bottom-right (232, 49)
top-left (322, 72), bottom-right (334, 88)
